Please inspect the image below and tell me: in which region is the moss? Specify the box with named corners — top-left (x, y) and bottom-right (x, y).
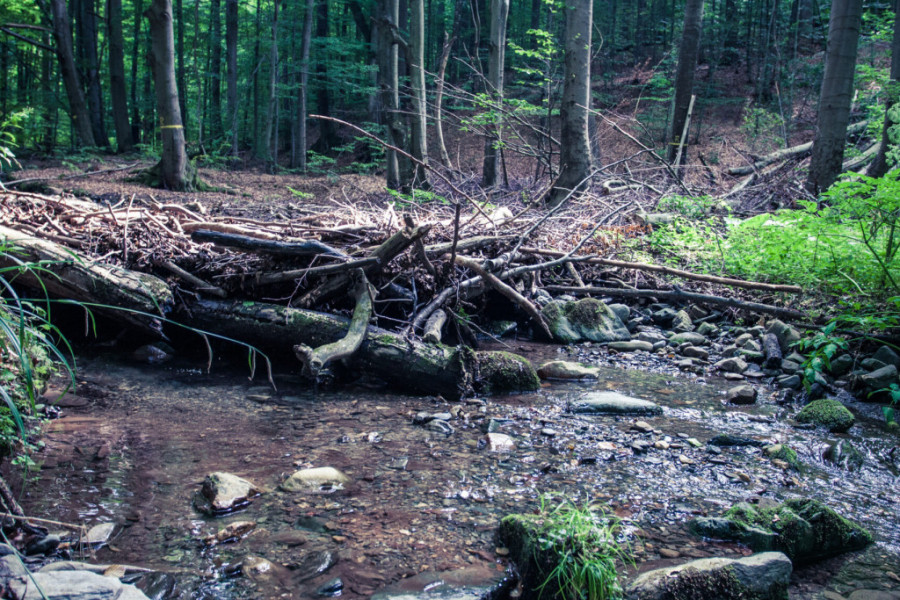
top-left (565, 298), bottom-right (609, 325)
top-left (796, 398), bottom-right (855, 433)
top-left (475, 351), bottom-right (540, 395)
top-left (654, 566), bottom-right (748, 600)
top-left (764, 443), bottom-right (803, 471)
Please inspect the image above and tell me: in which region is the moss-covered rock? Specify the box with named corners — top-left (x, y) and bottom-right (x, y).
top-left (691, 498), bottom-right (872, 564)
top-left (823, 439), bottom-right (865, 471)
top-left (795, 399), bottom-right (855, 433)
top-left (475, 351), bottom-right (540, 395)
top-left (541, 298), bottom-right (631, 344)
top-left (764, 444), bottom-right (803, 471)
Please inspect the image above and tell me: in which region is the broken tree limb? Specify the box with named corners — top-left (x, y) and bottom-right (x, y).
top-left (0, 224), bottom-right (173, 337)
top-left (543, 284), bottom-right (812, 322)
top-left (728, 121), bottom-right (869, 176)
top-left (519, 247), bottom-right (803, 293)
top-left (157, 260), bottom-right (227, 298)
top-left (424, 235), bottom-right (515, 258)
top-left (455, 255), bottom-right (553, 340)
top-left (294, 269), bottom-right (374, 383)
top-left (254, 257), bottom-right (380, 286)
top-left (190, 229), bottom-right (348, 258)
top-left (423, 309), bottom-right (447, 344)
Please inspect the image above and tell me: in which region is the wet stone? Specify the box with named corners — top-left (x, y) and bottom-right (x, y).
top-left (570, 392), bottom-right (663, 416)
top-left (295, 550), bottom-right (337, 582)
top-left (316, 577), bottom-right (344, 597)
top-left (425, 419), bottom-right (454, 435)
top-left (714, 357), bottom-right (749, 374)
top-left (281, 467), bottom-right (350, 494)
top-left (25, 534), bottom-right (60, 556)
top-left (669, 332), bottom-right (709, 346)
top-left (481, 432), bottom-right (515, 452)
top-left (872, 345), bottom-right (900, 369)
top-left (777, 374), bottom-right (802, 389)
top-left (726, 385), bottom-right (758, 405)
top-left (536, 360), bottom-right (601, 380)
top-left (681, 346), bottom-right (709, 360)
top-left (10, 570), bottom-right (152, 600)
top-left (608, 340), bottom-right (655, 352)
top-left (84, 522), bottom-right (116, 546)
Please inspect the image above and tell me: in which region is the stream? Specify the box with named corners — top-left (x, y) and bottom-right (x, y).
top-left (13, 342), bottom-right (900, 599)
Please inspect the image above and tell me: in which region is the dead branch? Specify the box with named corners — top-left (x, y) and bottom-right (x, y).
top-left (190, 229), bottom-right (348, 258)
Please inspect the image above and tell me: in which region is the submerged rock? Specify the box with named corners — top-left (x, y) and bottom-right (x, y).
top-left (689, 498), bottom-right (872, 564)
top-left (537, 360), bottom-right (601, 380)
top-left (625, 552), bottom-right (792, 600)
top-left (726, 384), bottom-right (758, 405)
top-left (795, 399), bottom-right (855, 433)
top-left (569, 392), bottom-right (663, 416)
top-left (195, 472), bottom-right (262, 515)
top-left (824, 439), bottom-right (865, 471)
top-left (9, 570), bottom-right (152, 600)
top-left (281, 467), bottom-right (350, 494)
top-left (541, 298), bottom-right (631, 343)
top-left (764, 444), bottom-right (802, 471)
top-left (480, 432), bottom-right (516, 452)
top-left (370, 566), bottom-right (514, 600)
top-left (204, 520), bottom-right (257, 545)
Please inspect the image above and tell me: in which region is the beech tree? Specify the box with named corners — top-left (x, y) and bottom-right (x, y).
top-left (868, 0), bottom-right (900, 178)
top-left (49, 0), bottom-right (95, 147)
top-left (107, 0), bottom-right (133, 152)
top-left (667, 0), bottom-right (703, 165)
top-left (481, 0), bottom-right (509, 187)
top-left (806, 0), bottom-right (864, 194)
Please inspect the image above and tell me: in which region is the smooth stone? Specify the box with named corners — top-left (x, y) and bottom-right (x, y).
top-left (715, 357), bottom-right (749, 374)
top-left (860, 365), bottom-right (898, 391)
top-left (608, 340), bottom-right (654, 352)
top-left (481, 432), bottom-right (516, 452)
top-left (861, 358), bottom-right (888, 371)
top-left (696, 322), bottom-right (719, 336)
top-left (0, 555), bottom-right (28, 580)
top-left (637, 331), bottom-right (667, 344)
top-left (294, 550), bottom-right (337, 582)
top-left (197, 472), bottom-right (261, 514)
top-left (281, 467), bottom-right (350, 493)
top-left (708, 434), bottom-right (765, 447)
top-left (823, 439), bottom-right (865, 471)
top-left (795, 399), bottom-right (855, 433)
top-left (777, 374), bottom-right (802, 389)
top-left (848, 591), bottom-right (900, 600)
top-left (570, 392), bottom-right (663, 416)
top-left (536, 360), bottom-right (600, 380)
top-left (872, 345), bottom-right (900, 369)
top-left (316, 577), bottom-right (344, 597)
top-left (780, 359), bottom-right (801, 374)
top-left (671, 310), bottom-right (693, 332)
top-left (204, 521), bottom-right (256, 545)
top-left (626, 552), bottom-right (792, 600)
top-left (25, 534), bottom-right (60, 556)
top-left (370, 566), bottom-right (513, 600)
top-left (542, 298), bottom-right (631, 343)
top-left (132, 342), bottom-right (175, 365)
top-left (829, 354), bottom-right (854, 377)
top-left (766, 319), bottom-right (801, 353)
top-left (669, 332), bottom-right (708, 346)
top-left (681, 346), bottom-right (709, 360)
top-left (84, 522), bottom-right (116, 546)
top-left (9, 570), bottom-right (152, 600)
top-left (608, 303), bottom-right (631, 322)
top-left (651, 307), bottom-right (678, 326)
top-left (726, 385), bottom-right (758, 405)
top-left (425, 419), bottom-right (454, 435)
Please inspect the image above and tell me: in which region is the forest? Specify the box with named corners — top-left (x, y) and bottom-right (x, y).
top-left (1, 0), bottom-right (900, 599)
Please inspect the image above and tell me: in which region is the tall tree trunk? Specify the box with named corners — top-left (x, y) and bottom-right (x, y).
top-left (805, 0), bottom-right (863, 194)
top-left (376, 0), bottom-right (400, 188)
top-left (78, 0), bottom-right (108, 146)
top-left (294, 0), bottom-right (314, 170)
top-left (312, 0), bottom-right (337, 152)
top-left (2, 39), bottom-right (9, 118)
top-left (264, 0), bottom-right (279, 168)
top-left (130, 0), bottom-right (142, 144)
top-left (548, 0), bottom-right (592, 206)
top-left (666, 0), bottom-right (703, 164)
top-left (107, 0), bottom-right (134, 152)
top-left (146, 0), bottom-right (192, 190)
top-left (868, 0), bottom-right (900, 177)
top-left (480, 0), bottom-right (509, 187)
top-left (225, 0), bottom-right (238, 155)
top-left (208, 0), bottom-right (223, 139)
top-left (409, 0), bottom-right (429, 187)
top-left (175, 0), bottom-right (187, 137)
top-left (49, 0), bottom-right (96, 147)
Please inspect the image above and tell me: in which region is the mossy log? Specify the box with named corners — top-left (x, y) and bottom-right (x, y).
top-left (182, 299), bottom-right (539, 399)
top-left (0, 224), bottom-right (173, 337)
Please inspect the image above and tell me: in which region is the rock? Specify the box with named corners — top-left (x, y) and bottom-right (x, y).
top-left (708, 434), bottom-right (765, 447)
top-left (651, 307), bottom-right (678, 327)
top-left (608, 340), bottom-right (655, 352)
top-left (690, 498), bottom-right (872, 564)
top-left (195, 472), bottom-right (261, 515)
top-left (696, 322), bottom-right (719, 336)
top-left (761, 333), bottom-right (783, 369)
top-left (84, 522), bottom-right (116, 546)
top-left (860, 364), bottom-right (898, 392)
top-left (625, 552), bottom-right (792, 600)
top-left (780, 359), bottom-right (801, 374)
top-left (569, 392), bottom-right (663, 416)
top-left (682, 346), bottom-right (709, 360)
top-left (829, 354), bottom-right (854, 377)
top-left (281, 467), bottom-right (350, 493)
top-left (25, 534), bottom-right (61, 555)
top-left (481, 432), bottom-right (515, 452)
top-left (294, 550), bottom-right (337, 582)
top-left (848, 591), bottom-right (900, 600)
top-left (861, 358), bottom-right (888, 371)
top-left (9, 570), bottom-right (152, 600)
top-left (637, 331), bottom-right (667, 345)
top-left (764, 444), bottom-right (802, 471)
top-left (672, 310), bottom-right (693, 332)
top-left (795, 399), bottom-right (855, 433)
top-left (204, 520), bottom-right (256, 545)
top-left (134, 572), bottom-right (176, 600)
top-left (714, 357), bottom-right (749, 374)
top-left (542, 298), bottom-right (631, 343)
top-left (0, 554), bottom-right (29, 580)
top-left (726, 385), bottom-right (758, 405)
top-left (475, 351), bottom-right (541, 394)
top-left (241, 555), bottom-right (285, 584)
top-left (737, 350), bottom-right (765, 364)
top-left (536, 360), bottom-right (600, 380)
top-left (132, 342), bottom-right (175, 365)
top-left (370, 566), bottom-right (513, 600)
top-left (766, 319), bottom-right (801, 353)
top-left (425, 419), bottom-right (454, 435)
top-left (670, 332), bottom-right (708, 346)
top-left (608, 303), bottom-right (631, 322)
top-left (316, 577), bottom-right (344, 597)
top-left (873, 345), bottom-right (900, 369)
top-left (776, 374), bottom-right (802, 390)
top-left (823, 439), bottom-right (865, 471)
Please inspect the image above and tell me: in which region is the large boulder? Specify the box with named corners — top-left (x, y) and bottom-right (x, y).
top-left (541, 298), bottom-right (631, 343)
top-left (625, 552), bottom-right (792, 600)
top-left (795, 399), bottom-right (855, 433)
top-left (689, 498), bottom-right (872, 564)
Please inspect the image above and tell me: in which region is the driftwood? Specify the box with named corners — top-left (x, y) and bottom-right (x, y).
top-left (254, 257), bottom-right (379, 286)
top-left (521, 247), bottom-right (802, 293)
top-left (294, 269), bottom-right (374, 383)
top-left (762, 332), bottom-right (782, 369)
top-left (727, 121), bottom-right (869, 176)
top-left (191, 229), bottom-right (347, 258)
top-left (544, 284), bottom-right (811, 322)
top-left (0, 224), bottom-right (173, 336)
top-left (423, 309), bottom-right (447, 344)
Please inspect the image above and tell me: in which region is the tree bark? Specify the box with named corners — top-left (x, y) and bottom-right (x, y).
top-left (78, 0), bottom-right (109, 147)
top-left (225, 0), bottom-right (238, 155)
top-left (434, 32), bottom-right (455, 168)
top-left (376, 0), bottom-right (401, 189)
top-left (264, 0), bottom-right (279, 167)
top-left (130, 0), bottom-right (143, 144)
top-left (49, 0), bottom-right (96, 147)
top-left (208, 0), bottom-right (223, 139)
top-left (805, 0), bottom-right (863, 194)
top-left (311, 0), bottom-right (336, 153)
top-left (293, 0), bottom-right (314, 170)
top-left (409, 0), bottom-right (430, 187)
top-left (146, 0), bottom-right (192, 190)
top-left (480, 0), bottom-right (509, 187)
top-left (107, 0), bottom-right (134, 152)
top-left (175, 0), bottom-right (187, 136)
top-left (868, 0), bottom-right (900, 178)
top-left (666, 0), bottom-right (703, 164)
top-left (548, 0), bottom-right (593, 206)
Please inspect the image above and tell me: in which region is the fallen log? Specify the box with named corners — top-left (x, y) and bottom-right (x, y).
top-left (0, 224), bottom-right (173, 337)
top-left (544, 284), bottom-right (812, 322)
top-left (423, 309), bottom-right (447, 344)
top-left (190, 229), bottom-right (348, 258)
top-left (182, 298), bottom-right (540, 399)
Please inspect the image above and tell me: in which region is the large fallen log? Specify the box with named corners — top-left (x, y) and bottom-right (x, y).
top-left (0, 224), bottom-right (173, 337)
top-left (181, 299), bottom-right (540, 399)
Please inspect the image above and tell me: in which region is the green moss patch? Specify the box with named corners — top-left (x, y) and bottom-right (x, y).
top-left (475, 351), bottom-right (540, 395)
top-left (796, 398), bottom-right (855, 433)
top-left (764, 444), bottom-right (803, 471)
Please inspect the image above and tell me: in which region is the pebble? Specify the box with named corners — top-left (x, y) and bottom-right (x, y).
top-left (632, 421), bottom-right (654, 433)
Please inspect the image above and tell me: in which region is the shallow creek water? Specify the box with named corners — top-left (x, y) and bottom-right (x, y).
top-left (14, 343), bottom-right (900, 599)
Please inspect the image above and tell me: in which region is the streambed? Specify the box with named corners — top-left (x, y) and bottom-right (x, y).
top-left (12, 343), bottom-right (900, 599)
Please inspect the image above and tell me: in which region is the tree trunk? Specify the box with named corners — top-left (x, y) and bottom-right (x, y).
top-left (130, 0), bottom-right (143, 144)
top-left (805, 0), bottom-right (863, 194)
top-left (376, 0), bottom-right (401, 189)
top-left (312, 0), bottom-right (337, 153)
top-left (208, 0), bottom-right (223, 139)
top-left (434, 32), bottom-right (454, 168)
top-left (78, 0), bottom-right (109, 147)
top-left (107, 0), bottom-right (134, 152)
top-left (146, 0), bottom-right (192, 190)
top-left (408, 0), bottom-right (429, 188)
top-left (225, 0), bottom-right (238, 155)
top-left (294, 0), bottom-right (314, 170)
top-left (175, 0), bottom-right (187, 137)
top-left (480, 0), bottom-right (509, 187)
top-left (264, 0), bottom-right (279, 168)
top-left (666, 0), bottom-right (703, 164)
top-left (49, 0), bottom-right (96, 147)
top-left (868, 0), bottom-right (900, 178)
top-left (548, 0), bottom-right (592, 207)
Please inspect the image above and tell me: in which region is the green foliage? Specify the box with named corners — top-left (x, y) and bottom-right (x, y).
top-left (287, 187), bottom-right (314, 200)
top-left (741, 105), bottom-right (786, 154)
top-left (656, 195), bottom-right (725, 220)
top-left (531, 495), bottom-right (632, 600)
top-left (873, 383), bottom-right (899, 428)
top-left (792, 321), bottom-right (848, 389)
top-left (386, 188), bottom-right (449, 209)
